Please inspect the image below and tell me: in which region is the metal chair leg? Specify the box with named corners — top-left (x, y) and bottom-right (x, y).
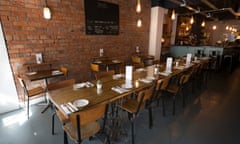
top-left (64, 131), bottom-right (68, 144)
top-left (173, 96), bottom-right (175, 115)
top-left (148, 108), bottom-right (153, 129)
top-left (131, 120), bottom-right (135, 144)
top-left (162, 97), bottom-right (166, 116)
top-left (27, 98), bottom-right (30, 119)
top-left (52, 112), bottom-right (56, 135)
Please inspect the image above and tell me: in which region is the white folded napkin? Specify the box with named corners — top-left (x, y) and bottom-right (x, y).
top-left (139, 78), bottom-right (152, 83)
top-left (112, 74), bottom-right (124, 80)
top-left (111, 86), bottom-right (130, 94)
top-left (159, 72), bottom-right (170, 76)
top-left (136, 68), bottom-right (146, 72)
top-left (52, 70), bottom-right (63, 75)
top-left (174, 66), bottom-right (185, 70)
top-left (73, 82), bottom-right (94, 89)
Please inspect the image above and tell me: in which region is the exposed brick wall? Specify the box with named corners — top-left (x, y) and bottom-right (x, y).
top-left (0, 0), bottom-right (151, 99)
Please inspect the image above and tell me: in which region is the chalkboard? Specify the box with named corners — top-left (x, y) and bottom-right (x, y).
top-left (84, 0), bottom-right (119, 35)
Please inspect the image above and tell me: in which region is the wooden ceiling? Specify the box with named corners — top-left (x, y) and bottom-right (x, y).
top-left (152, 0), bottom-right (240, 21)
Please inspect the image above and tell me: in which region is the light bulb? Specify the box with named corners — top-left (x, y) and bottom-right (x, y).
top-left (190, 16), bottom-right (194, 24)
top-left (137, 19), bottom-right (142, 27)
top-left (212, 25), bottom-right (217, 30)
top-left (43, 7), bottom-right (51, 19)
top-left (201, 21), bottom-right (205, 27)
top-left (136, 0), bottom-right (141, 13)
top-left (171, 10), bottom-right (176, 20)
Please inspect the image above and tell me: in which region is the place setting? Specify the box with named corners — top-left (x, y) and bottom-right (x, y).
top-left (73, 81), bottom-right (94, 89)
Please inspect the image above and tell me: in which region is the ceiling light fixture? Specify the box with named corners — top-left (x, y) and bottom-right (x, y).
top-left (136, 0), bottom-right (141, 13)
top-left (43, 0), bottom-right (51, 20)
top-left (171, 10), bottom-right (176, 20)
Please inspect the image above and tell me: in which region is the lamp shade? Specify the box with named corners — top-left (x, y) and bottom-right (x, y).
top-left (43, 7), bottom-right (51, 19)
top-left (136, 0), bottom-right (141, 13)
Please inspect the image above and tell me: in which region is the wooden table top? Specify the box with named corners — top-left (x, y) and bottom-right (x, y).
top-left (48, 57), bottom-right (210, 117)
top-left (92, 59), bottom-right (124, 66)
top-left (24, 70), bottom-right (64, 81)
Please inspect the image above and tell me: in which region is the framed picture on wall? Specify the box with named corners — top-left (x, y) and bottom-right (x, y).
top-left (36, 53), bottom-right (43, 64)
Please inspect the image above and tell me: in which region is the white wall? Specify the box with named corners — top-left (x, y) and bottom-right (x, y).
top-left (0, 21), bottom-right (19, 113)
top-left (148, 7), bottom-right (168, 60)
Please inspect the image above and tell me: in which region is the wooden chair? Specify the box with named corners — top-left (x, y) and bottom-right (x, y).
top-left (95, 70), bottom-right (115, 80)
top-left (90, 63), bottom-right (99, 72)
top-left (60, 66), bottom-right (68, 79)
top-left (118, 86), bottom-right (155, 144)
top-left (17, 75), bottom-right (45, 119)
top-left (131, 56), bottom-right (142, 63)
top-left (164, 73), bottom-right (191, 115)
top-left (63, 103), bottom-right (109, 144)
top-left (153, 77), bottom-right (170, 116)
top-left (90, 63), bottom-right (100, 79)
top-left (47, 79), bottom-right (76, 135)
top-left (132, 56), bottom-right (145, 69)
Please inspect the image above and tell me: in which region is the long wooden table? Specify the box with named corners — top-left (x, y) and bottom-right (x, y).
top-left (48, 57), bottom-right (211, 117)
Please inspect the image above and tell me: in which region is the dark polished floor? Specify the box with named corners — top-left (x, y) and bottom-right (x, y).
top-left (1, 67), bottom-right (240, 144)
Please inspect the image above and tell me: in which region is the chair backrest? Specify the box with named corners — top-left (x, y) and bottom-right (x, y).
top-left (156, 77), bottom-right (170, 91)
top-left (95, 70), bottom-right (115, 80)
top-left (90, 63), bottom-right (99, 72)
top-left (132, 56), bottom-right (142, 63)
top-left (17, 75), bottom-right (28, 93)
top-left (70, 103), bottom-right (107, 127)
top-left (136, 86), bottom-right (154, 113)
top-left (179, 74), bottom-right (191, 85)
top-left (60, 66), bottom-right (68, 78)
top-left (47, 79), bottom-right (75, 91)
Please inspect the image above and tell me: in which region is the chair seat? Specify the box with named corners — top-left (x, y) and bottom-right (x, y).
top-left (118, 99), bottom-right (143, 114)
top-left (166, 84), bottom-right (179, 94)
top-left (56, 110), bottom-right (69, 124)
top-left (28, 86), bottom-right (45, 97)
top-left (63, 121), bottom-right (100, 141)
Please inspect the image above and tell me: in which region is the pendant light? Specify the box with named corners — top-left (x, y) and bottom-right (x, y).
top-left (171, 10), bottom-right (176, 20)
top-left (136, 0), bottom-right (141, 13)
top-left (43, 0), bottom-right (51, 20)
top-left (201, 20), bottom-right (205, 27)
top-left (137, 19), bottom-right (142, 27)
top-left (190, 16), bottom-right (194, 24)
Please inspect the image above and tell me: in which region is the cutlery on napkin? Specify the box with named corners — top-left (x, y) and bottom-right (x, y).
top-left (111, 86), bottom-right (130, 94)
top-left (60, 102), bottom-right (78, 115)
